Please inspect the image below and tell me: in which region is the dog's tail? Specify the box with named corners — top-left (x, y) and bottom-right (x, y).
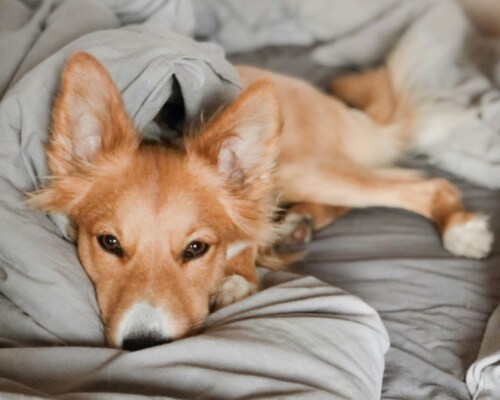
top-left (386, 0), bottom-right (477, 153)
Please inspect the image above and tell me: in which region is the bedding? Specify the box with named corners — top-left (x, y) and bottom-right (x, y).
top-left (0, 272), bottom-right (389, 400)
top-left (0, 0), bottom-right (389, 399)
top-left (222, 6), bottom-right (500, 394)
top-left (467, 301), bottom-right (500, 399)
top-left (2, 0), bottom-right (500, 399)
top-left (198, 0), bottom-right (500, 190)
top-left (0, 0), bottom-right (240, 345)
top-left (290, 165), bottom-right (500, 400)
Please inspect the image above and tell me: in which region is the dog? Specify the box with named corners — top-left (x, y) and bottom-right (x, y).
top-left (30, 51), bottom-right (493, 350)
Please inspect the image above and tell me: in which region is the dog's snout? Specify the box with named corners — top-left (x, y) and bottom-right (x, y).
top-left (122, 334), bottom-right (172, 351)
top-left (114, 301), bottom-right (177, 349)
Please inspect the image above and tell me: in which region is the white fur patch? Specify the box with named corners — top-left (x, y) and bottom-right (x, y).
top-left (443, 215), bottom-right (493, 259)
top-left (226, 241), bottom-right (251, 260)
top-left (278, 212), bottom-right (313, 244)
top-left (115, 301), bottom-right (175, 347)
top-left (214, 274), bottom-right (257, 310)
top-left (386, 0), bottom-right (476, 152)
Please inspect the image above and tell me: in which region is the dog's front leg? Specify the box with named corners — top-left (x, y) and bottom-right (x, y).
top-left (213, 245), bottom-right (259, 310)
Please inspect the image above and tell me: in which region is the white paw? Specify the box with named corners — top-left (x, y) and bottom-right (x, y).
top-left (443, 214), bottom-right (493, 259)
top-left (275, 212), bottom-right (313, 250)
top-left (214, 275), bottom-right (258, 310)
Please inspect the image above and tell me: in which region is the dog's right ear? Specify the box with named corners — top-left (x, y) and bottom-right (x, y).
top-left (47, 52), bottom-right (138, 176)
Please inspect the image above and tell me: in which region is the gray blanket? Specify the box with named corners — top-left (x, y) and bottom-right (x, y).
top-left (0, 0), bottom-right (389, 399)
top-left (3, 0), bottom-right (500, 399)
top-left (198, 0), bottom-right (500, 190)
top-left (0, 272), bottom-right (389, 399)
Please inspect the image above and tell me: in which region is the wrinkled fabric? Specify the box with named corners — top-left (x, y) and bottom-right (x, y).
top-left (467, 302), bottom-right (500, 400)
top-left (0, 272), bottom-right (389, 400)
top-left (288, 162), bottom-right (500, 400)
top-left (0, 0), bottom-right (239, 345)
top-left (0, 1), bottom-right (389, 399)
top-left (195, 0), bottom-right (500, 190)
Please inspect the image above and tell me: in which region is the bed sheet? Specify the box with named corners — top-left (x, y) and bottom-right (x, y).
top-left (0, 2), bottom-right (389, 399)
top-left (230, 48), bottom-right (500, 400)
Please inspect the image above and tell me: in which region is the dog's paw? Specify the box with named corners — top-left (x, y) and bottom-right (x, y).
top-left (274, 212), bottom-right (313, 250)
top-left (442, 213), bottom-right (493, 259)
top-left (213, 274), bottom-right (258, 311)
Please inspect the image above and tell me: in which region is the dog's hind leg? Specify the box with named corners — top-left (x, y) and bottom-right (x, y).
top-left (330, 67), bottom-right (396, 124)
top-left (276, 203), bottom-right (350, 248)
top-left (279, 162), bottom-right (493, 258)
top-left (289, 202), bottom-right (351, 231)
top-left (275, 168), bottom-right (422, 248)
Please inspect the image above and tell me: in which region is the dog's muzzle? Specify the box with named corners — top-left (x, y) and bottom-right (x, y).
top-left (115, 301), bottom-right (174, 351)
top-left (122, 334), bottom-right (172, 351)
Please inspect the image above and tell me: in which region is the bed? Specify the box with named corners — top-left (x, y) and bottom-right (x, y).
top-left (1, 0), bottom-right (500, 399)
top-left (230, 42), bottom-right (500, 398)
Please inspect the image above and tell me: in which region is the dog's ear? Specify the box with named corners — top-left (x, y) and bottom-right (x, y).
top-left (30, 52), bottom-right (137, 215)
top-left (47, 52), bottom-right (137, 176)
top-left (189, 79), bottom-right (282, 190)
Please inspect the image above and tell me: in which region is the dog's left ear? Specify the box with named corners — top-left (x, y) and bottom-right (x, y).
top-left (189, 79), bottom-right (282, 190)
top-left (47, 52), bottom-right (137, 176)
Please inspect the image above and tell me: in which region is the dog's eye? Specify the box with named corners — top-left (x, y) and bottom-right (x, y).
top-left (97, 234), bottom-right (123, 257)
top-left (183, 241), bottom-right (209, 262)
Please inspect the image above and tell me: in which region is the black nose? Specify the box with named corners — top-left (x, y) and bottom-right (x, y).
top-left (122, 335), bottom-right (172, 351)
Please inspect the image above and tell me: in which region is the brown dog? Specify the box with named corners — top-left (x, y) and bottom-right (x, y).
top-left (31, 52), bottom-right (492, 350)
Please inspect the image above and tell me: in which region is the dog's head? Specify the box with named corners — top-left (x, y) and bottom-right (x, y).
top-left (31, 52), bottom-right (281, 349)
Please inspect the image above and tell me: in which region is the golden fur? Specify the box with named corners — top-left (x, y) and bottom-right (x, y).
top-left (30, 52), bottom-right (492, 348)
top-left (238, 65), bottom-right (476, 237)
top-left (31, 53), bottom-right (280, 346)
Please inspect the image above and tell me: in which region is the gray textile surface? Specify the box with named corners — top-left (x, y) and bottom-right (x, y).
top-left (291, 176), bottom-right (500, 400)
top-left (0, 0), bottom-right (389, 399)
top-left (0, 0), bottom-right (240, 345)
top-left (231, 42), bottom-right (500, 398)
top-left (3, 0), bottom-right (500, 399)
top-left (0, 272), bottom-right (389, 400)
top-left (467, 298), bottom-right (500, 399)
top-left (193, 0), bottom-right (399, 55)
top-left (196, 0), bottom-right (500, 190)
top-left (288, 165), bottom-right (500, 400)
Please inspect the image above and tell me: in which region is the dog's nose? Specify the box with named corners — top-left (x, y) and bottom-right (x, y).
top-left (122, 335), bottom-right (172, 351)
